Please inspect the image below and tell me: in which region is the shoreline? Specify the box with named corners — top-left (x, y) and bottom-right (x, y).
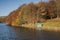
top-left (7, 23), bottom-right (60, 31)
top-left (42, 26), bottom-right (60, 31)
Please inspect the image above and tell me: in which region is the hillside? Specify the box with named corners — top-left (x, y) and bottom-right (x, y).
top-left (0, 16), bottom-right (6, 23)
top-left (5, 0), bottom-right (59, 28)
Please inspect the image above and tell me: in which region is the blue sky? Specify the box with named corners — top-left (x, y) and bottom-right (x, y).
top-left (0, 0), bottom-right (48, 16)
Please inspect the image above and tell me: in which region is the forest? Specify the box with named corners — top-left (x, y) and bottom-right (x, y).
top-left (4, 0), bottom-right (60, 27)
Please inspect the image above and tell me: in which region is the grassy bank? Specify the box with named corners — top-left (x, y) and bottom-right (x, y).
top-left (20, 23), bottom-right (36, 29)
top-left (42, 18), bottom-right (60, 31)
top-left (18, 18), bottom-right (60, 31)
top-left (7, 18), bottom-right (60, 31)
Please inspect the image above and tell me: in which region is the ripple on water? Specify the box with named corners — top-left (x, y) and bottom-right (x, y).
top-left (0, 23), bottom-right (60, 40)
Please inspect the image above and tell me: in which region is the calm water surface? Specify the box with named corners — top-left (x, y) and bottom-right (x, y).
top-left (0, 23), bottom-right (60, 40)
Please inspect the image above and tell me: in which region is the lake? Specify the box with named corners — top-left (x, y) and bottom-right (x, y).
top-left (0, 23), bottom-right (60, 40)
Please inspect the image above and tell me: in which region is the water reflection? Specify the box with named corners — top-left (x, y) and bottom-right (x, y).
top-left (0, 23), bottom-right (60, 40)
top-left (13, 27), bottom-right (37, 40)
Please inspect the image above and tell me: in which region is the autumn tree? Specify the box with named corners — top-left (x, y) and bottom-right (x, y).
top-left (55, 0), bottom-right (60, 18)
top-left (47, 0), bottom-right (57, 19)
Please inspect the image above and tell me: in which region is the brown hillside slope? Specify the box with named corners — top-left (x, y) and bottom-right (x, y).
top-left (6, 1), bottom-right (57, 28)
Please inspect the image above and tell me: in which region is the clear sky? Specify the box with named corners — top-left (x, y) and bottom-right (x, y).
top-left (0, 0), bottom-right (48, 16)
